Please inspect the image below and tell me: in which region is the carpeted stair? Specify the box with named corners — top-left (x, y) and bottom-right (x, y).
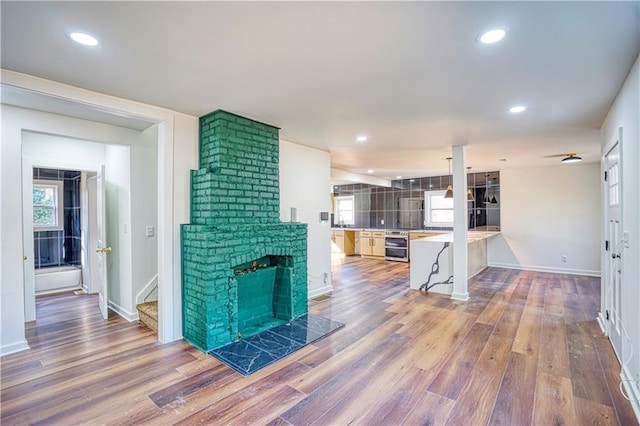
top-left (136, 301), bottom-right (158, 332)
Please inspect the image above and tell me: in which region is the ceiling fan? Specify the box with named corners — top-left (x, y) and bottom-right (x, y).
top-left (544, 152), bottom-right (583, 163)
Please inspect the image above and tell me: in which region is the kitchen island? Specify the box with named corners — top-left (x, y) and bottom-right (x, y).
top-left (409, 231), bottom-right (499, 295)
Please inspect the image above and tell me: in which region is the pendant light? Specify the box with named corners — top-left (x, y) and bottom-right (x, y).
top-left (444, 157), bottom-right (453, 198)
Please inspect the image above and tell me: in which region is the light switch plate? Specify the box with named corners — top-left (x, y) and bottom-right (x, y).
top-left (146, 226), bottom-right (155, 237)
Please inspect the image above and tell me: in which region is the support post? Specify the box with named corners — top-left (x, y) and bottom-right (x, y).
top-left (451, 145), bottom-right (469, 301)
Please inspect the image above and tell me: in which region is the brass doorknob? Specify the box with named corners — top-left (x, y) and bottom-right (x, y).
top-left (23, 255), bottom-right (27, 260)
top-left (96, 247), bottom-right (112, 253)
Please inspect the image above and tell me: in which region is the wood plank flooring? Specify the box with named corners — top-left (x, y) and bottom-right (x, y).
top-left (2, 257), bottom-right (638, 425)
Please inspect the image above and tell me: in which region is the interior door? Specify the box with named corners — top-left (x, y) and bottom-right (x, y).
top-left (96, 166), bottom-right (110, 320)
top-left (605, 142), bottom-right (622, 359)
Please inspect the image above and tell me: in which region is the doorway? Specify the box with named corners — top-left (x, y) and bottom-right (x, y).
top-left (1, 76), bottom-right (179, 351)
top-left (21, 131), bottom-right (153, 326)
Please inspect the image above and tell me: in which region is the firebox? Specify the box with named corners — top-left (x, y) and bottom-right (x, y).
top-left (181, 110), bottom-right (308, 352)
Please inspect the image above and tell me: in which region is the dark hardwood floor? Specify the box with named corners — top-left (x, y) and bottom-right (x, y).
top-left (1, 257), bottom-right (637, 425)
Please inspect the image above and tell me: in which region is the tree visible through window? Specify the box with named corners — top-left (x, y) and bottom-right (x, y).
top-left (33, 181), bottom-right (63, 230)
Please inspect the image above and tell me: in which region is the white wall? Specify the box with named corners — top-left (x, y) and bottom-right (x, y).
top-left (280, 140), bottom-right (333, 297)
top-left (104, 144), bottom-right (133, 318)
top-left (601, 54), bottom-right (640, 417)
top-left (488, 163), bottom-right (601, 276)
top-left (130, 125), bottom-right (159, 305)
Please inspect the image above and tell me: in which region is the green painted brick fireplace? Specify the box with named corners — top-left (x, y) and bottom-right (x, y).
top-left (181, 110), bottom-right (308, 352)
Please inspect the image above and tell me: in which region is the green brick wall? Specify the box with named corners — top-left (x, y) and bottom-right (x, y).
top-left (181, 110), bottom-right (308, 352)
top-left (192, 111), bottom-right (281, 226)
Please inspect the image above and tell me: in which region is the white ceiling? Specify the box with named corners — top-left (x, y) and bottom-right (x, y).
top-left (1, 1), bottom-right (639, 180)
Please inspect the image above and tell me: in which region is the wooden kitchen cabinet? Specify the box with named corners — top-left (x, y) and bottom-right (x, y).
top-left (360, 231), bottom-right (385, 258)
top-left (331, 229), bottom-right (355, 255)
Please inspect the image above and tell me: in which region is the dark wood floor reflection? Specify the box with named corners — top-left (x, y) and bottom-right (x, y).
top-left (1, 257), bottom-right (637, 425)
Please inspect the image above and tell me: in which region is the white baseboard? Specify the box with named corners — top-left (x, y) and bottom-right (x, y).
top-left (136, 275), bottom-right (158, 304)
top-left (488, 262), bottom-right (600, 277)
top-left (309, 284), bottom-right (333, 299)
top-left (597, 312), bottom-right (608, 335)
top-left (107, 301), bottom-right (138, 322)
top-left (621, 365), bottom-right (640, 422)
top-left (451, 291), bottom-right (470, 301)
top-left (1, 340), bottom-right (30, 356)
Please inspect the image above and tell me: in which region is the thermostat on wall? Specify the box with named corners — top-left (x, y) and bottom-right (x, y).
top-left (319, 212), bottom-right (329, 221)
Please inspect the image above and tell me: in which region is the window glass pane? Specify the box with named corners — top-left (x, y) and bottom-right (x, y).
top-left (430, 195), bottom-right (453, 209)
top-left (340, 211), bottom-right (354, 222)
top-left (431, 210), bottom-right (454, 223)
top-left (34, 207), bottom-right (55, 225)
top-left (33, 187), bottom-right (56, 206)
top-left (339, 199), bottom-right (353, 210)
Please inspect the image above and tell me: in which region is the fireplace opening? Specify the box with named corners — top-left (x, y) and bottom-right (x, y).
top-left (232, 255), bottom-right (295, 338)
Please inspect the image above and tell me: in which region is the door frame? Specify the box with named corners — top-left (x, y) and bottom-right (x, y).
top-left (22, 155), bottom-right (105, 321)
top-left (6, 70), bottom-right (178, 345)
top-left (599, 127), bottom-right (623, 354)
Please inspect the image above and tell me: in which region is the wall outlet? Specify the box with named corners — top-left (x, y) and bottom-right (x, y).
top-left (561, 255), bottom-right (567, 262)
top-left (146, 226), bottom-right (155, 237)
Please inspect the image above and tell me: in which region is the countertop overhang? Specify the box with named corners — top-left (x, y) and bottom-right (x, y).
top-left (412, 231), bottom-right (500, 243)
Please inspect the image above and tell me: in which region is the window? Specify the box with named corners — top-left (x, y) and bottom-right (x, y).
top-left (33, 180), bottom-right (64, 231)
top-left (424, 190), bottom-right (453, 226)
top-left (608, 162), bottom-right (619, 207)
top-left (334, 195), bottom-right (355, 226)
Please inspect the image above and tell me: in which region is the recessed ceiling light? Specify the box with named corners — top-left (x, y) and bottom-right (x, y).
top-left (509, 105), bottom-right (526, 113)
top-left (478, 28), bottom-right (507, 44)
top-left (356, 135), bottom-right (368, 142)
top-left (367, 169), bottom-right (374, 174)
top-left (68, 31), bottom-right (99, 46)
top-left (396, 175), bottom-right (402, 179)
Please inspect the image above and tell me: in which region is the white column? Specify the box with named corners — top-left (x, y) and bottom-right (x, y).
top-left (451, 145), bottom-right (469, 301)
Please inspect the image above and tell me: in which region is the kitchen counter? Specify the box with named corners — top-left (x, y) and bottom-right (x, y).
top-left (414, 230), bottom-right (499, 243)
top-left (409, 231), bottom-right (499, 295)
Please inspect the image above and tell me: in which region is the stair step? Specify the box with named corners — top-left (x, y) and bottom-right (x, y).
top-left (136, 301), bottom-right (158, 332)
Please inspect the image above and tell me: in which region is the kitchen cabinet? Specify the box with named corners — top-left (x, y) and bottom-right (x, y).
top-left (360, 231), bottom-right (385, 257)
top-left (331, 229), bottom-right (355, 255)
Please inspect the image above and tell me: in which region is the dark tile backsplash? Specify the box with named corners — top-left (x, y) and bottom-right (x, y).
top-left (33, 168), bottom-right (82, 269)
top-left (333, 172), bottom-right (500, 230)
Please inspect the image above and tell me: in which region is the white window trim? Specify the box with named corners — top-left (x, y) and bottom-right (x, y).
top-left (334, 195), bottom-right (355, 226)
top-left (33, 179), bottom-right (64, 232)
top-left (424, 190), bottom-right (454, 227)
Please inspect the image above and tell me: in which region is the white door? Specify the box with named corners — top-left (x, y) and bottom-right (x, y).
top-left (604, 141), bottom-right (622, 358)
top-left (96, 166), bottom-right (110, 320)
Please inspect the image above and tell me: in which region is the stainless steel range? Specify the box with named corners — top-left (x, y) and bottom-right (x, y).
top-left (385, 230), bottom-right (409, 262)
